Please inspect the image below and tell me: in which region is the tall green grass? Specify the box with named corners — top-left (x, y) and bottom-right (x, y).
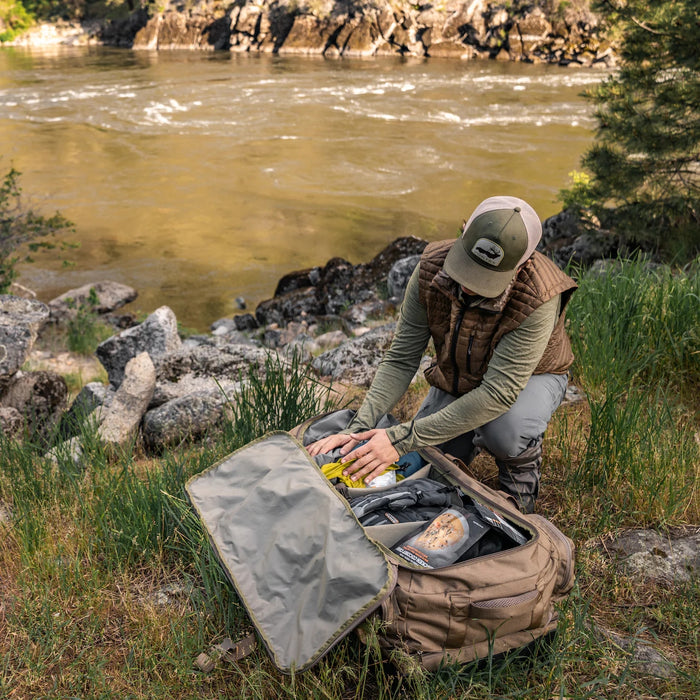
top-left (564, 257), bottom-right (700, 526)
top-left (1, 268), bottom-right (699, 698)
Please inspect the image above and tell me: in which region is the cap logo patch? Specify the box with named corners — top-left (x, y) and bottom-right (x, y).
top-left (471, 238), bottom-right (504, 267)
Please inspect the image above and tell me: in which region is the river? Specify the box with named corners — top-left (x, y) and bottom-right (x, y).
top-left (0, 46), bottom-right (603, 331)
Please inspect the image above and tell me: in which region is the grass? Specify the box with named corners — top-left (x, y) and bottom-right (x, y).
top-left (1, 257), bottom-right (699, 698)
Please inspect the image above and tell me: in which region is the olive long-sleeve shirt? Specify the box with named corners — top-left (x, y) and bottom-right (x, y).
top-left (346, 266), bottom-right (560, 453)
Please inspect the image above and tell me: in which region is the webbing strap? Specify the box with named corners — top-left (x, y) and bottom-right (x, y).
top-left (194, 633), bottom-right (257, 673)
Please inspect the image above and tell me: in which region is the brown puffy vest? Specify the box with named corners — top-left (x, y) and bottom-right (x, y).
top-left (418, 240), bottom-right (577, 396)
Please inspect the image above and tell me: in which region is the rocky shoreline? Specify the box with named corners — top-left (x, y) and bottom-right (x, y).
top-left (5, 0), bottom-right (616, 68)
top-left (0, 209), bottom-right (621, 451)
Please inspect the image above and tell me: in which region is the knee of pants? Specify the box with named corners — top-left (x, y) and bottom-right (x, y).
top-left (476, 417), bottom-right (530, 461)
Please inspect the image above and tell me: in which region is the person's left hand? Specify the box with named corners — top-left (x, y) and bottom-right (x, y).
top-left (340, 428), bottom-right (399, 485)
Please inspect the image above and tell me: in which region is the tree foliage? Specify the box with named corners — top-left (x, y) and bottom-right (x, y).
top-left (0, 167), bottom-right (73, 293)
top-left (574, 0), bottom-right (700, 259)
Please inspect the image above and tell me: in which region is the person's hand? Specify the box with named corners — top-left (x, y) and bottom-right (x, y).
top-left (340, 429), bottom-right (399, 485)
top-left (306, 433), bottom-right (359, 457)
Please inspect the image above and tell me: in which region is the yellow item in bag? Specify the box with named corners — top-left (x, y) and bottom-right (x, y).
top-left (320, 459), bottom-right (401, 488)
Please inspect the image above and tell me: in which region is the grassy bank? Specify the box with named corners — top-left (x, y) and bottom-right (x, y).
top-left (1, 257), bottom-right (698, 698)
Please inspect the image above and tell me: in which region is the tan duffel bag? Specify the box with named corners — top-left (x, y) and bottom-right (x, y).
top-left (186, 410), bottom-right (575, 674)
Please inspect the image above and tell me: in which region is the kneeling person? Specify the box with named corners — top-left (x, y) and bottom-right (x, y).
top-left (307, 195), bottom-right (577, 513)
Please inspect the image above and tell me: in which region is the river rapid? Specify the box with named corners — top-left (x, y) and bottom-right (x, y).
top-left (0, 47), bottom-right (604, 330)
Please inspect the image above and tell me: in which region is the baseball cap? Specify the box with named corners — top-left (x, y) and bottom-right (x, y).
top-left (443, 196), bottom-right (542, 298)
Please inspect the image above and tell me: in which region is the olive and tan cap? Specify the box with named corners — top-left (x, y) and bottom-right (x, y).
top-left (443, 195), bottom-right (542, 298)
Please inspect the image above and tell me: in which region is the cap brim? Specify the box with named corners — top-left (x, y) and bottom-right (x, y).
top-left (444, 241), bottom-right (516, 298)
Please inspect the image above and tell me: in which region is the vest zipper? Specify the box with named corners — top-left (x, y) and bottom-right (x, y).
top-left (450, 305), bottom-right (467, 395)
top-left (466, 332), bottom-right (475, 375)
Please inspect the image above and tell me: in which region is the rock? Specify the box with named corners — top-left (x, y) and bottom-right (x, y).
top-left (60, 381), bottom-right (115, 437)
top-left (8, 282), bottom-right (37, 299)
top-left (311, 323), bottom-right (396, 386)
top-left (97, 352), bottom-right (156, 448)
top-left (142, 388), bottom-right (232, 452)
top-left (155, 340), bottom-right (276, 384)
top-left (151, 374), bottom-right (241, 408)
top-left (387, 254), bottom-right (421, 302)
top-left (210, 318), bottom-right (238, 336)
top-left (48, 281), bottom-right (137, 322)
top-left (315, 330), bottom-right (348, 350)
top-left (234, 313), bottom-right (259, 331)
top-left (341, 298), bottom-right (393, 326)
top-left (256, 237), bottom-right (427, 327)
top-left (96, 306), bottom-right (181, 388)
top-left (590, 624), bottom-right (676, 679)
top-left (0, 370), bottom-right (67, 434)
top-left (605, 528), bottom-right (700, 583)
top-left (0, 406), bottom-right (23, 437)
top-left (45, 436), bottom-right (84, 470)
top-left (0, 500), bottom-right (11, 525)
top-left (274, 266), bottom-right (322, 296)
top-left (0, 295), bottom-right (50, 378)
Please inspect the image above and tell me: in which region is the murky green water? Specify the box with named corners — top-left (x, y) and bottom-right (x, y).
top-left (0, 46), bottom-right (602, 330)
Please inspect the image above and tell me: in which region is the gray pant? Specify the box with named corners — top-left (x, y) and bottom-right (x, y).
top-left (415, 373), bottom-right (568, 512)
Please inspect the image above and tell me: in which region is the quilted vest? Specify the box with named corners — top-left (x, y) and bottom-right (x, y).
top-left (418, 240), bottom-right (577, 396)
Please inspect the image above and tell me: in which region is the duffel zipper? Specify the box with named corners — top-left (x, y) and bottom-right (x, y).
top-left (528, 514), bottom-right (575, 592)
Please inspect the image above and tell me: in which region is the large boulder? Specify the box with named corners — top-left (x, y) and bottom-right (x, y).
top-left (142, 389), bottom-right (232, 452)
top-left (155, 338), bottom-right (277, 384)
top-left (48, 280), bottom-right (137, 322)
top-left (311, 323), bottom-right (396, 386)
top-left (0, 295), bottom-right (50, 379)
top-left (96, 305), bottom-right (181, 388)
top-left (151, 374), bottom-right (241, 408)
top-left (97, 352), bottom-right (156, 449)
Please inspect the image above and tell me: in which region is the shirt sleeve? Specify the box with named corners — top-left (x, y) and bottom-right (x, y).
top-left (346, 266), bottom-right (430, 432)
top-left (384, 295), bottom-right (561, 453)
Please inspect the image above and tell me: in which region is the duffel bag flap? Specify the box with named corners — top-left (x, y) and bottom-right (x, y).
top-left (186, 431), bottom-right (397, 673)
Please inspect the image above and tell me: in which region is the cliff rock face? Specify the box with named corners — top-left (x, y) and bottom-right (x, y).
top-left (99, 0), bottom-right (612, 66)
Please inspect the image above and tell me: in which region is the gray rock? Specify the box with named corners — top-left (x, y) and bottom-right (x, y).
top-left (45, 436), bottom-right (84, 470)
top-left (341, 298), bottom-right (393, 326)
top-left (311, 323), bottom-right (396, 386)
top-left (281, 334), bottom-right (317, 364)
top-left (234, 313), bottom-right (259, 331)
top-left (0, 406), bottom-right (23, 437)
top-left (315, 330), bottom-right (348, 350)
top-left (142, 388), bottom-right (233, 452)
top-left (98, 352), bottom-right (156, 448)
top-left (96, 306), bottom-right (181, 388)
top-left (0, 370), bottom-right (67, 434)
top-left (591, 624), bottom-right (676, 679)
top-left (0, 500), bottom-right (11, 525)
top-left (0, 295), bottom-right (50, 378)
top-left (210, 318), bottom-right (237, 335)
top-left (155, 340), bottom-right (277, 384)
top-left (151, 374), bottom-right (241, 408)
top-left (387, 254), bottom-right (421, 302)
top-left (606, 528), bottom-right (700, 583)
top-left (48, 281), bottom-right (137, 322)
top-left (59, 381), bottom-right (114, 437)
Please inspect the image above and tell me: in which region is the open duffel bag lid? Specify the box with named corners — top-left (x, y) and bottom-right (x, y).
top-left (185, 431), bottom-right (397, 673)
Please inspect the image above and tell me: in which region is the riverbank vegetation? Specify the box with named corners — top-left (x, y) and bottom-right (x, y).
top-left (1, 256), bottom-right (698, 698)
top-left (0, 167), bottom-right (73, 293)
top-left (564, 0), bottom-right (700, 261)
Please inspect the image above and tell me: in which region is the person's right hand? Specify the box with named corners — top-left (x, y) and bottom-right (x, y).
top-left (306, 433), bottom-right (359, 457)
